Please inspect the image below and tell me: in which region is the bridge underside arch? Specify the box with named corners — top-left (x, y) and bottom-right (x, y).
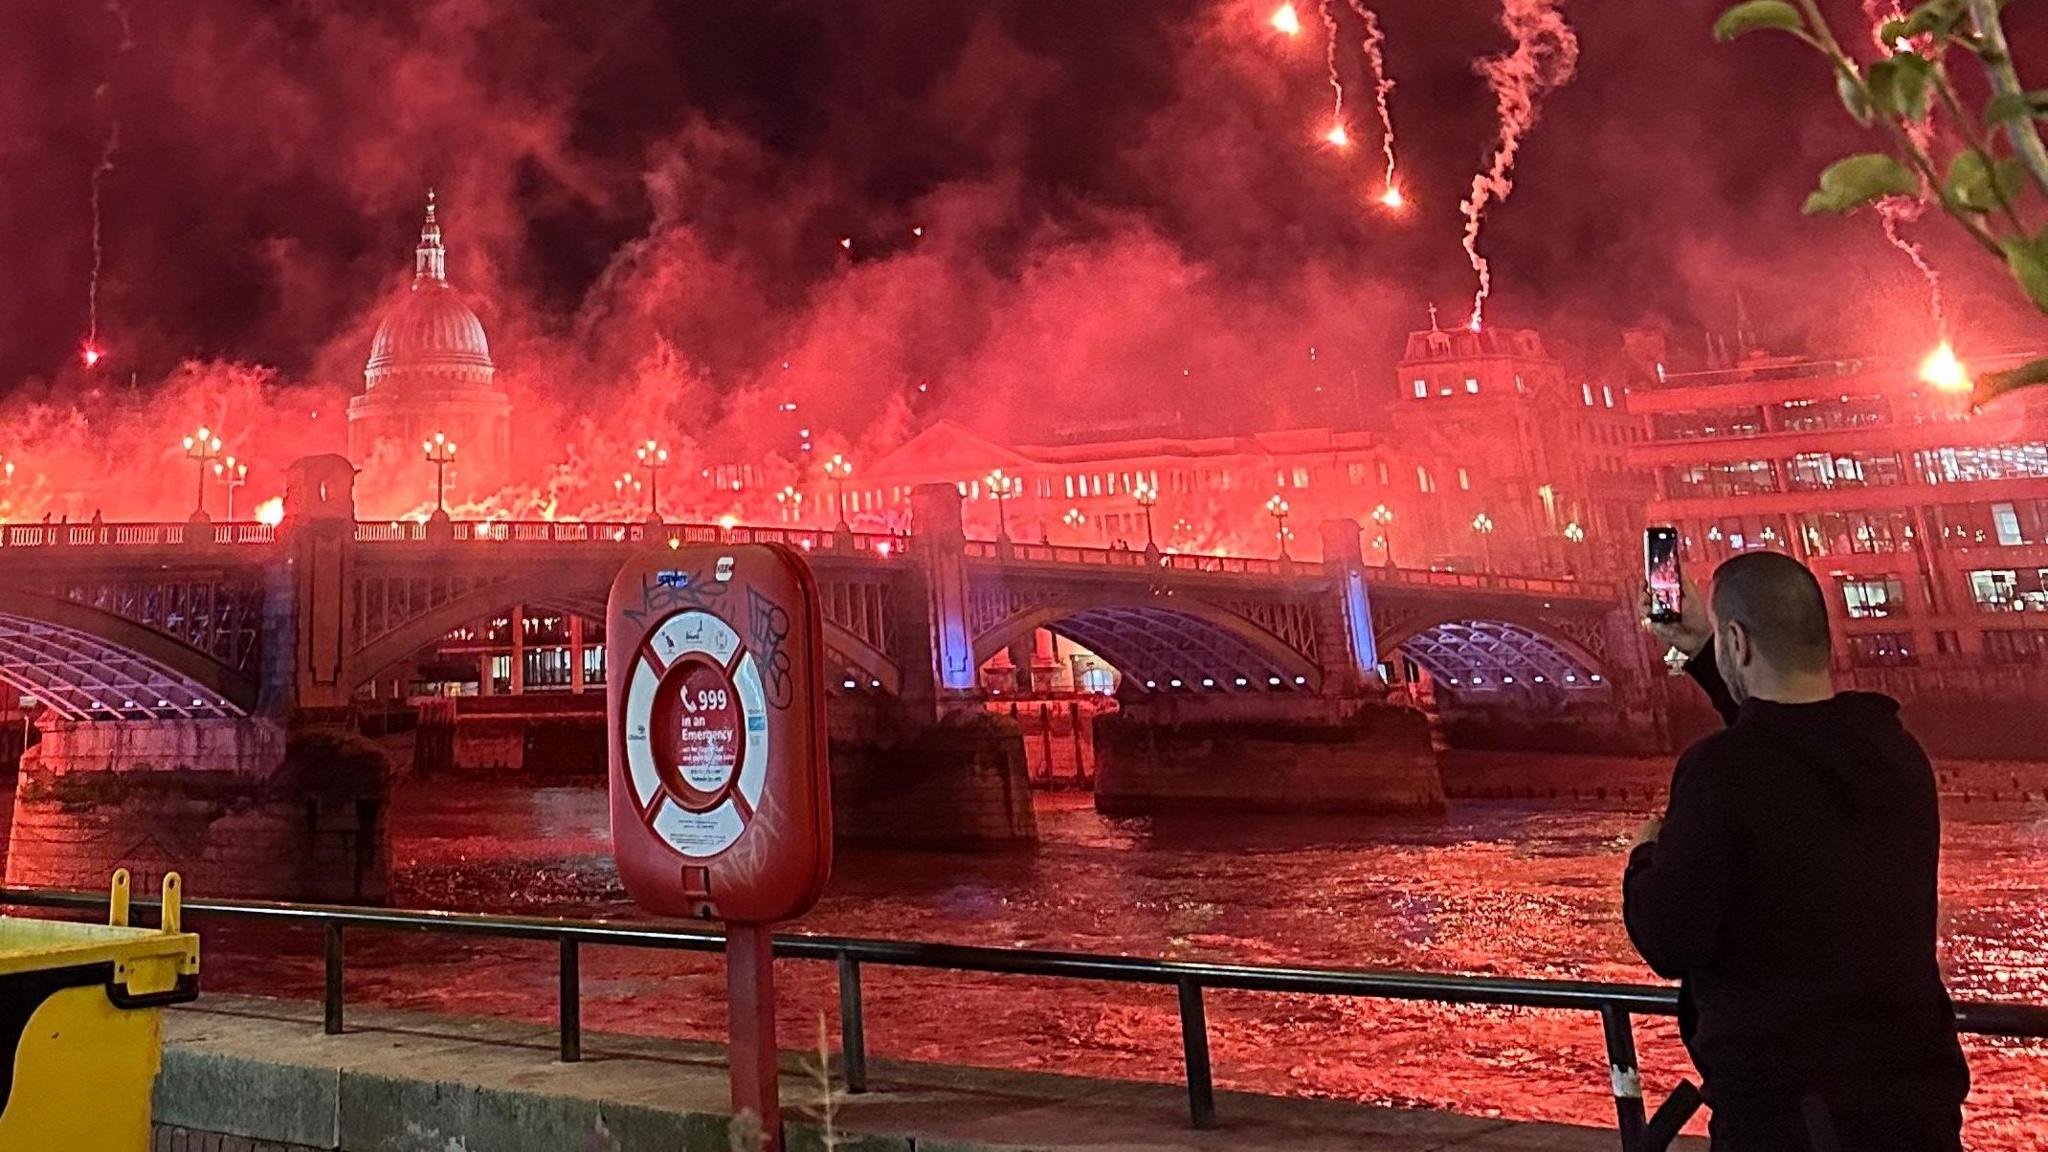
top-left (980, 602), bottom-right (1321, 693)
top-left (1392, 619), bottom-right (1602, 692)
top-left (0, 612), bottom-right (252, 720)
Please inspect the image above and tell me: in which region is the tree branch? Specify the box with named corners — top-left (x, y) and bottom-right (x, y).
top-left (1967, 0), bottom-right (2048, 198)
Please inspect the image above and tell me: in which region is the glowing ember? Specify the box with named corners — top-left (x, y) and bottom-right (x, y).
top-left (1919, 341), bottom-right (1969, 393)
top-left (1377, 185), bottom-right (1405, 209)
top-left (1269, 3), bottom-right (1302, 35)
top-left (253, 497), bottom-right (285, 526)
top-left (1324, 122), bottom-right (1350, 148)
top-left (80, 344), bottom-right (104, 368)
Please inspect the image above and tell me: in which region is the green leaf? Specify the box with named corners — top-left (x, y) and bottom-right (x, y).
top-left (1837, 69), bottom-right (1874, 126)
top-left (1877, 19), bottom-right (1909, 46)
top-left (2002, 231), bottom-right (2048, 311)
top-left (1868, 54), bottom-right (1934, 121)
top-left (1945, 152), bottom-right (2025, 212)
top-left (1802, 153), bottom-right (1920, 214)
top-left (1977, 356), bottom-right (2048, 407)
top-left (1713, 1), bottom-right (1804, 42)
top-left (1984, 90), bottom-right (2048, 125)
top-left (1901, 0), bottom-right (1965, 38)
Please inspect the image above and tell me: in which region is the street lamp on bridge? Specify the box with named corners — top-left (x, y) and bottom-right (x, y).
top-left (1371, 503), bottom-right (1395, 567)
top-left (986, 469), bottom-right (1021, 540)
top-left (182, 426), bottom-right (222, 518)
top-left (1266, 494), bottom-right (1292, 559)
top-left (775, 485), bottom-right (803, 523)
top-left (1472, 511), bottom-right (1496, 572)
top-left (423, 433), bottom-right (457, 514)
top-left (614, 471), bottom-right (640, 504)
top-left (824, 454), bottom-right (854, 529)
top-left (1562, 520), bottom-right (1585, 576)
top-left (1132, 478), bottom-right (1159, 552)
top-left (213, 456), bottom-right (248, 522)
top-left (635, 440), bottom-right (669, 521)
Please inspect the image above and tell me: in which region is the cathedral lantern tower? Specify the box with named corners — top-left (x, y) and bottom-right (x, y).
top-left (346, 191), bottom-right (512, 497)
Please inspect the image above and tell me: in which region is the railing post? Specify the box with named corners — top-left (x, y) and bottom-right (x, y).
top-left (1176, 979), bottom-right (1216, 1130)
top-left (323, 922), bottom-right (345, 1035)
top-left (837, 953), bottom-right (869, 1094)
top-left (1600, 1004), bottom-right (1647, 1152)
top-left (559, 939), bottom-right (582, 1063)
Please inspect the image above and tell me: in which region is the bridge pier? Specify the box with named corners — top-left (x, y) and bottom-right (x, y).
top-left (4, 716), bottom-right (388, 901)
top-left (1093, 694), bottom-right (1443, 816)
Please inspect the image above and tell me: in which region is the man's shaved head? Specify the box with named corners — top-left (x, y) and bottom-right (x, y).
top-left (1710, 552), bottom-right (1832, 675)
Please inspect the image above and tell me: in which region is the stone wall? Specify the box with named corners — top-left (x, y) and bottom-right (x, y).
top-left (828, 697), bottom-right (1038, 848)
top-left (1094, 696), bottom-right (1443, 816)
top-left (6, 718), bottom-right (389, 901)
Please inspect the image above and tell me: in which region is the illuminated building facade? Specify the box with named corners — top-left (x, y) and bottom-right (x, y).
top-left (1629, 348), bottom-right (2048, 670)
top-left (346, 193), bottom-right (512, 491)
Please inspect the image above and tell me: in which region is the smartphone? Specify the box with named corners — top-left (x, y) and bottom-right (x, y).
top-left (1645, 526), bottom-right (1682, 623)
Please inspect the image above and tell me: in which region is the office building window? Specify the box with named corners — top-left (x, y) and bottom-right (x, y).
top-left (1465, 377), bottom-right (1481, 394)
top-left (1786, 451), bottom-right (1905, 491)
top-left (1795, 509), bottom-right (1915, 556)
top-left (1413, 378), bottom-right (1427, 398)
top-left (1846, 632), bottom-right (1917, 667)
top-left (1665, 460), bottom-right (1778, 499)
top-left (582, 645), bottom-right (606, 686)
top-left (1915, 442), bottom-right (2048, 484)
top-left (1840, 576), bottom-right (1907, 619)
top-left (1994, 502), bottom-right (2025, 546)
top-left (1652, 407), bottom-right (1766, 440)
top-left (1983, 629), bottom-right (2048, 665)
top-left (1969, 569), bottom-right (2048, 612)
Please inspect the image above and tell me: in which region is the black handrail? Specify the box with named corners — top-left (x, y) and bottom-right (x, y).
top-left (6, 886), bottom-right (2043, 1149)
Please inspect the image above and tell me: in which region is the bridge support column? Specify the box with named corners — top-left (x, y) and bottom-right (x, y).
top-left (907, 483), bottom-right (980, 706)
top-left (5, 716), bottom-right (388, 901)
top-left (1318, 519), bottom-right (1383, 695)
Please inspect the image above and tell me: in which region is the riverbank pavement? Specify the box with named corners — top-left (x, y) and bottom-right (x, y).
top-left (153, 995), bottom-right (1706, 1151)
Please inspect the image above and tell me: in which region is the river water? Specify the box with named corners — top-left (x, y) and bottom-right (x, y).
top-left (200, 774), bottom-right (2048, 1148)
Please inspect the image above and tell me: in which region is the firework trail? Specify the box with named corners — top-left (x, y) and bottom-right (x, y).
top-left (84, 0), bottom-right (135, 369)
top-left (1859, 0), bottom-right (1946, 338)
top-left (1317, 1), bottom-right (1349, 146)
top-left (1343, 0), bottom-right (1401, 204)
top-left (1459, 0), bottom-right (1578, 331)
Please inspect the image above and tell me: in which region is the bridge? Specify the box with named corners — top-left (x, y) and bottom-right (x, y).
top-left (0, 456), bottom-right (1652, 898)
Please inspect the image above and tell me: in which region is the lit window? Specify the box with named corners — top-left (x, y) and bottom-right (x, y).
top-left (1602, 385), bottom-right (1616, 408)
top-left (1582, 383), bottom-right (1595, 407)
top-left (1994, 502), bottom-right (2024, 546)
top-left (1465, 377), bottom-right (1480, 394)
top-left (1377, 461), bottom-right (1391, 485)
top-left (1458, 468), bottom-right (1471, 491)
top-left (1412, 378), bottom-right (1427, 398)
top-left (1417, 466), bottom-right (1435, 494)
top-left (1292, 467), bottom-right (1311, 488)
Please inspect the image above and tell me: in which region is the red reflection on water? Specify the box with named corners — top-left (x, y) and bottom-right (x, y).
top-left (199, 778), bottom-right (2048, 1147)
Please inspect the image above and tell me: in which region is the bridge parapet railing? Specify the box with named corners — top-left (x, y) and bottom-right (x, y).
top-left (1375, 566), bottom-right (1616, 601)
top-left (966, 540), bottom-right (1290, 578)
top-left (0, 522), bottom-right (277, 548)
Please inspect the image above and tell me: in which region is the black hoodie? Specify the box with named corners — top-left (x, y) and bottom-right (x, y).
top-left (1623, 648), bottom-right (1969, 1107)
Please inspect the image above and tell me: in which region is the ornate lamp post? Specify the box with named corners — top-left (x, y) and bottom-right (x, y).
top-left (1132, 478), bottom-right (1159, 552)
top-left (1472, 511), bottom-right (1496, 572)
top-left (824, 454), bottom-right (854, 528)
top-left (986, 468), bottom-right (1020, 540)
top-left (613, 472), bottom-right (639, 504)
top-left (636, 439), bottom-right (668, 521)
top-left (423, 432), bottom-right (457, 514)
top-left (212, 456), bottom-right (249, 522)
top-left (1371, 503), bottom-right (1395, 566)
top-left (182, 426), bottom-right (222, 518)
top-left (1562, 520), bottom-right (1585, 576)
top-left (775, 485), bottom-right (803, 523)
top-left (1266, 494), bottom-right (1292, 559)
top-left (1061, 507), bottom-right (1087, 535)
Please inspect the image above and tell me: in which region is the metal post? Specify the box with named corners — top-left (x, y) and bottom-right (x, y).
top-left (1600, 1003), bottom-right (1647, 1151)
top-left (1176, 979), bottom-right (1216, 1130)
top-left (559, 939), bottom-right (582, 1063)
top-left (837, 954), bottom-right (868, 1094)
top-left (323, 922), bottom-right (344, 1035)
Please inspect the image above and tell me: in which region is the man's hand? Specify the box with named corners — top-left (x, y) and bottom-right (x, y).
top-left (1630, 817), bottom-right (1664, 850)
top-left (1640, 576), bottom-right (1710, 658)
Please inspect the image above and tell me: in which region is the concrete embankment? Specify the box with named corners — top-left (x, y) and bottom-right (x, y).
top-left (155, 996), bottom-right (1699, 1151)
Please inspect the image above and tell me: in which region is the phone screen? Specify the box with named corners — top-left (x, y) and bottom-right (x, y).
top-left (1645, 527), bottom-right (1682, 621)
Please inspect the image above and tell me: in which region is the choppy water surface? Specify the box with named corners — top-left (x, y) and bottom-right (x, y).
top-left (202, 777), bottom-right (2047, 1147)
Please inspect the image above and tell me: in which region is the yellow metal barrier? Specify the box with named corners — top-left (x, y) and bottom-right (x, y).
top-left (0, 870), bottom-right (200, 1151)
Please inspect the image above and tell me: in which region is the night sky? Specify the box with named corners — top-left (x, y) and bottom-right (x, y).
top-left (1, 0), bottom-right (2043, 440)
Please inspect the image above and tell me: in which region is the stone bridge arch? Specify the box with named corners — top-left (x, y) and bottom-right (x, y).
top-left (971, 589), bottom-right (1324, 692)
top-left (0, 589), bottom-right (257, 719)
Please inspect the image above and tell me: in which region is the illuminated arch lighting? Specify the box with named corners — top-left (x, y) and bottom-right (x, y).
top-left (0, 615), bottom-right (245, 721)
top-left (1396, 619), bottom-right (1598, 692)
top-left (1018, 605), bottom-right (1316, 694)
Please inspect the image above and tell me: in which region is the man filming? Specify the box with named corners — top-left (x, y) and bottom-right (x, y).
top-left (1625, 551), bottom-right (1969, 1150)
